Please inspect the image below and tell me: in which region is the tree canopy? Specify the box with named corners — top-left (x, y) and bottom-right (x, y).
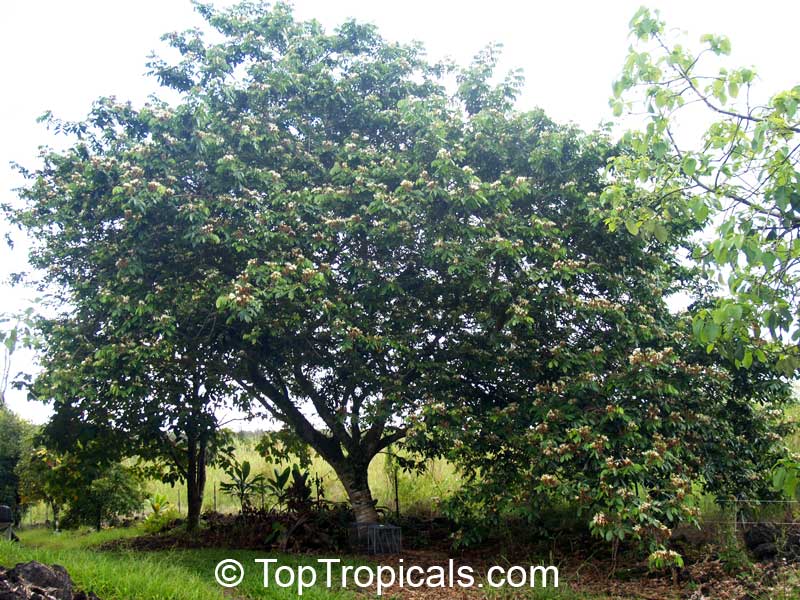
top-left (0, 406), bottom-right (34, 521)
top-left (603, 7), bottom-right (800, 372)
top-left (4, 1), bottom-right (794, 541)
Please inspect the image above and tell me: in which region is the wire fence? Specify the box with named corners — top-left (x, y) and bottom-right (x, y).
top-left (699, 498), bottom-right (799, 529)
top-left (16, 493), bottom-right (800, 530)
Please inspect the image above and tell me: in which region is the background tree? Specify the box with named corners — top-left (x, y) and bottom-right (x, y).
top-left (603, 7), bottom-right (800, 372)
top-left (60, 463), bottom-right (144, 531)
top-left (30, 315), bottom-right (239, 531)
top-left (0, 407), bottom-right (34, 523)
top-left (16, 430), bottom-right (145, 532)
top-left (16, 446), bottom-right (72, 530)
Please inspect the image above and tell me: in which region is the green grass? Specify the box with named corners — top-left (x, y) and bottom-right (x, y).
top-left (144, 437), bottom-right (462, 518)
top-left (2, 527), bottom-right (604, 599)
top-left (2, 527), bottom-right (360, 599)
top-left (16, 524), bottom-right (146, 550)
top-left (19, 436), bottom-right (462, 525)
top-left (0, 537), bottom-right (228, 600)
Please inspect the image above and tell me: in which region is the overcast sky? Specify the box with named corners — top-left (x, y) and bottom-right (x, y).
top-left (2, 0), bottom-right (798, 425)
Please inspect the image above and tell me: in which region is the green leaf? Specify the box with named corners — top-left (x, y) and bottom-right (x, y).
top-left (692, 317), bottom-right (705, 339)
top-left (681, 156), bottom-right (697, 178)
top-left (652, 141), bottom-right (668, 159)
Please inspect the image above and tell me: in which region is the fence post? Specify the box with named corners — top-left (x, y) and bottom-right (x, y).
top-left (394, 468), bottom-right (400, 519)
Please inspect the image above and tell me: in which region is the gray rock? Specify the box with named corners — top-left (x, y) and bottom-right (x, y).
top-left (751, 542), bottom-right (778, 560)
top-left (0, 562), bottom-right (100, 600)
top-left (9, 564), bottom-right (71, 600)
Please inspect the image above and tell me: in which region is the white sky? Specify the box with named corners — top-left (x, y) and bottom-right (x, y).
top-left (1, 0), bottom-right (798, 425)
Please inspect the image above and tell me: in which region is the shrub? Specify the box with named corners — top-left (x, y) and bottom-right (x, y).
top-left (143, 508), bottom-right (181, 534)
top-left (61, 464), bottom-right (145, 530)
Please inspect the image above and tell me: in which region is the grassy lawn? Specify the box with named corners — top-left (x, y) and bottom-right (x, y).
top-left (0, 533), bottom-right (227, 600)
top-left (1, 526), bottom-right (358, 600)
top-left (0, 526), bottom-right (603, 600)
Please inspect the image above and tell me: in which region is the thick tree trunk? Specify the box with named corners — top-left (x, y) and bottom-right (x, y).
top-left (247, 369), bottom-right (404, 528)
top-left (186, 434), bottom-right (207, 531)
top-left (334, 461), bottom-right (379, 526)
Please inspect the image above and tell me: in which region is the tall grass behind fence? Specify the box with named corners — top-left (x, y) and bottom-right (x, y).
top-left (21, 434), bottom-right (462, 524)
top-left (145, 443), bottom-right (462, 517)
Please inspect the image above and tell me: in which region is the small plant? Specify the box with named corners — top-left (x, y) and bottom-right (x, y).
top-left (265, 467), bottom-right (292, 511)
top-left (311, 471), bottom-right (325, 508)
top-left (146, 494), bottom-right (171, 516)
top-left (648, 549), bottom-right (684, 585)
top-left (143, 508), bottom-right (180, 534)
top-left (286, 466), bottom-right (312, 513)
top-left (718, 525), bottom-right (752, 575)
top-left (219, 459), bottom-right (265, 512)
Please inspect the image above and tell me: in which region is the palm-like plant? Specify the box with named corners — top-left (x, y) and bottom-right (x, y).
top-left (146, 493), bottom-right (171, 516)
top-left (265, 467), bottom-right (292, 511)
top-left (219, 460), bottom-right (265, 512)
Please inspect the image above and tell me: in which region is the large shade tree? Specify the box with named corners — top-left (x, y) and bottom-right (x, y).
top-left (6, 1), bottom-right (791, 533)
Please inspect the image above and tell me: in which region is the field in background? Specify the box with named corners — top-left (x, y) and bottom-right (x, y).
top-left (23, 435), bottom-right (463, 524)
top-left (23, 400), bottom-right (800, 525)
top-left (148, 436), bottom-right (462, 518)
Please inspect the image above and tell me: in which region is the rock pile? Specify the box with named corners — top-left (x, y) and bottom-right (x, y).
top-left (0, 561), bottom-right (100, 600)
top-left (743, 522), bottom-right (800, 560)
